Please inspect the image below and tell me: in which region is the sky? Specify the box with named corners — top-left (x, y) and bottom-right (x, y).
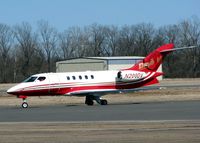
top-left (0, 0), bottom-right (199, 31)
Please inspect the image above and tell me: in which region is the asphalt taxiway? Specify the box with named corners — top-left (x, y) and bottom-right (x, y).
top-left (0, 101), bottom-right (200, 122)
top-left (1, 81), bottom-right (200, 143)
top-left (1, 100), bottom-right (200, 143)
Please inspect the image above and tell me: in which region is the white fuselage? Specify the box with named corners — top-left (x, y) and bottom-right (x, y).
top-left (7, 70), bottom-right (156, 96)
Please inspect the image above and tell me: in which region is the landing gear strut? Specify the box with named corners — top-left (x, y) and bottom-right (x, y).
top-left (18, 95), bottom-right (28, 108)
top-left (85, 96), bottom-right (108, 106)
top-left (85, 96), bottom-right (94, 106)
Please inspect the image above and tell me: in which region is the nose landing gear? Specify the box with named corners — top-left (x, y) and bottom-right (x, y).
top-left (18, 95), bottom-right (28, 108)
top-left (22, 99), bottom-right (28, 108)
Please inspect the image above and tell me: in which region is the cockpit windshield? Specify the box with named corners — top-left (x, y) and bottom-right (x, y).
top-left (23, 76), bottom-right (38, 82)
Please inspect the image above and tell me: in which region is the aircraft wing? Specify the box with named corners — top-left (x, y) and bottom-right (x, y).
top-left (67, 86), bottom-right (162, 96)
top-left (67, 82), bottom-right (200, 97)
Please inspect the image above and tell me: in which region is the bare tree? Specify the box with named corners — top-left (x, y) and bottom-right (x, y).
top-left (87, 24), bottom-right (107, 56)
top-left (177, 17), bottom-right (200, 77)
top-left (117, 25), bottom-right (136, 56)
top-left (134, 23), bottom-right (156, 55)
top-left (0, 24), bottom-right (13, 82)
top-left (104, 26), bottom-right (119, 56)
top-left (59, 30), bottom-right (73, 59)
top-left (38, 20), bottom-right (57, 72)
top-left (0, 17), bottom-right (199, 83)
top-left (14, 22), bottom-right (43, 81)
top-left (67, 27), bottom-right (89, 57)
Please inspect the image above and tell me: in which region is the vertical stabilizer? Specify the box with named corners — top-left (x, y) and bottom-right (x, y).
top-left (127, 43), bottom-right (174, 72)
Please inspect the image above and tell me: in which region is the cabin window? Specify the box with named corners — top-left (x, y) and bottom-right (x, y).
top-left (67, 76), bottom-right (70, 80)
top-left (23, 76), bottom-right (37, 82)
top-left (85, 75), bottom-right (88, 79)
top-left (38, 76), bottom-right (46, 81)
top-left (91, 75), bottom-right (94, 79)
top-left (72, 76), bottom-right (76, 80)
top-left (79, 75), bottom-right (82, 80)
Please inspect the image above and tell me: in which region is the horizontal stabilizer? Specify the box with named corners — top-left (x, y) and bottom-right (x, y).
top-left (160, 46), bottom-right (196, 53)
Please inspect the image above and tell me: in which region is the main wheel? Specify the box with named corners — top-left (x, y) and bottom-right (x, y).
top-left (22, 102), bottom-right (28, 108)
top-left (100, 99), bottom-right (108, 105)
top-left (86, 100), bottom-right (94, 106)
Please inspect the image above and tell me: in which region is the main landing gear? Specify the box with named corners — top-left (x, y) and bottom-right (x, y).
top-left (18, 95), bottom-right (28, 108)
top-left (85, 96), bottom-right (108, 106)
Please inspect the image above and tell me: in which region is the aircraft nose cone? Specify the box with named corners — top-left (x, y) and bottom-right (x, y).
top-left (7, 86), bottom-right (19, 95)
top-left (7, 88), bottom-right (14, 94)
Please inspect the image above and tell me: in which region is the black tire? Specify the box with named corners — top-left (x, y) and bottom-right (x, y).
top-left (86, 100), bottom-right (94, 106)
top-left (100, 100), bottom-right (108, 105)
top-left (22, 102), bottom-right (28, 108)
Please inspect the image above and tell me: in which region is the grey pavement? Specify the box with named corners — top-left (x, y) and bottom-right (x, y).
top-left (0, 101), bottom-right (200, 122)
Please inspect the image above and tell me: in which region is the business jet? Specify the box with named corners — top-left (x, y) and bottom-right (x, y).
top-left (7, 43), bottom-right (195, 108)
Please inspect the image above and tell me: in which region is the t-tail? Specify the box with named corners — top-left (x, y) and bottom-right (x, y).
top-left (117, 44), bottom-right (175, 85)
top-left (127, 43), bottom-right (175, 72)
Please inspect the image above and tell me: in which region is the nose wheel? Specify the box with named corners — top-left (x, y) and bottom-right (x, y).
top-left (22, 102), bottom-right (28, 108)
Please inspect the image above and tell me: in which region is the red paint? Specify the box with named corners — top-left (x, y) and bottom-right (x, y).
top-left (18, 95), bottom-right (27, 99)
top-left (127, 43), bottom-right (174, 72)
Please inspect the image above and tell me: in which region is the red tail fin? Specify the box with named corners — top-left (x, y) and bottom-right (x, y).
top-left (128, 43), bottom-right (174, 72)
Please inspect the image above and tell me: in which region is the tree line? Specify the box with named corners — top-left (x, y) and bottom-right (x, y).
top-left (0, 17), bottom-right (200, 83)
